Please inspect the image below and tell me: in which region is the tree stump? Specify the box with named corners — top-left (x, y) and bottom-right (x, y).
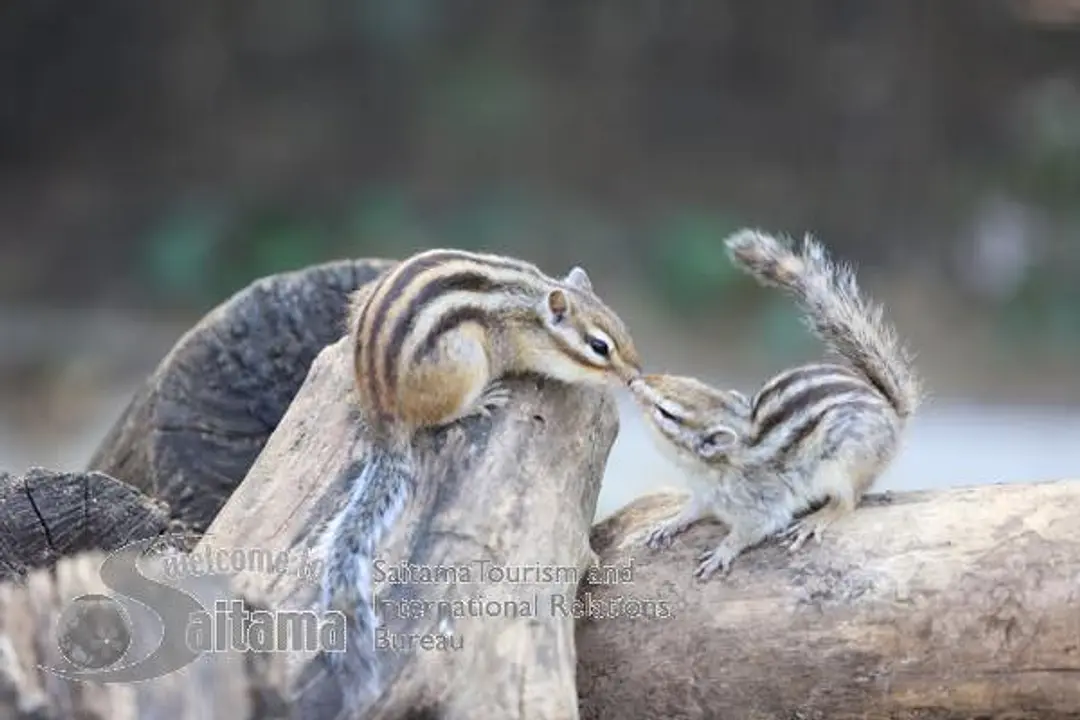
top-left (0, 468), bottom-right (170, 583)
top-left (86, 258), bottom-right (395, 533)
top-left (576, 481), bottom-right (1080, 720)
top-left (198, 334), bottom-right (620, 720)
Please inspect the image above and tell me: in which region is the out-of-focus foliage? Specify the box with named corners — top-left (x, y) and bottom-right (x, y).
top-left (650, 210), bottom-right (745, 315)
top-left (2, 0), bottom-right (1080, 360)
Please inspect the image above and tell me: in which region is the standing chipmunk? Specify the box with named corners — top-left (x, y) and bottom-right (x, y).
top-left (316, 248), bottom-right (641, 705)
top-left (629, 229), bottom-right (922, 580)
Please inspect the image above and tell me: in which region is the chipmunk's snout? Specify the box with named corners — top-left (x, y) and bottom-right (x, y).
top-left (627, 374), bottom-right (661, 405)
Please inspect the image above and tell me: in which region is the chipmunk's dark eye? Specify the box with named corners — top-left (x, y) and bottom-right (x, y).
top-left (656, 406), bottom-right (680, 423)
top-left (587, 336), bottom-right (610, 357)
top-left (700, 429), bottom-right (735, 452)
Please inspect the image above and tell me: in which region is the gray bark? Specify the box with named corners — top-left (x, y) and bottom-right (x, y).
top-left (0, 468), bottom-right (170, 584)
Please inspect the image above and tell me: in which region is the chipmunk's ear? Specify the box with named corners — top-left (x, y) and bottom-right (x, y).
top-left (728, 390), bottom-right (750, 407)
top-left (698, 423), bottom-right (738, 460)
top-left (543, 288), bottom-right (571, 324)
top-left (563, 266), bottom-right (593, 293)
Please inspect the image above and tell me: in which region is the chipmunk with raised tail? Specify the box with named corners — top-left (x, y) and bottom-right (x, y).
top-left (316, 248), bottom-right (641, 707)
top-left (629, 229), bottom-right (922, 580)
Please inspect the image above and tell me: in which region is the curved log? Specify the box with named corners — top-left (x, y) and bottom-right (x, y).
top-left (199, 335), bottom-right (620, 720)
top-left (577, 482), bottom-right (1080, 720)
top-left (86, 258), bottom-right (395, 533)
top-left (0, 468), bottom-right (169, 583)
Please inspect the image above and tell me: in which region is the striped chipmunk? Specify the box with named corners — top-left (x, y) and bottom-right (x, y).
top-left (315, 248), bottom-right (642, 703)
top-left (628, 229), bottom-right (922, 580)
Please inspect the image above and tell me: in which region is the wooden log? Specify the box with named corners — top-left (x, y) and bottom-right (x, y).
top-left (198, 334), bottom-right (620, 720)
top-left (0, 550), bottom-right (291, 719)
top-left (86, 258), bottom-right (395, 534)
top-left (0, 468), bottom-right (170, 584)
top-left (576, 482), bottom-right (1080, 720)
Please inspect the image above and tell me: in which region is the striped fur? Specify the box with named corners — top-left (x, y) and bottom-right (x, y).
top-left (627, 229), bottom-right (921, 580)
top-left (350, 248), bottom-right (640, 432)
top-left (355, 250), bottom-right (541, 424)
top-left (747, 362), bottom-right (890, 463)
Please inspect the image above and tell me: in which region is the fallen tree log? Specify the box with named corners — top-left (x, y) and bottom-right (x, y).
top-left (0, 468), bottom-right (170, 583)
top-left (199, 335), bottom-right (619, 720)
top-left (86, 258), bottom-right (395, 534)
top-left (577, 481), bottom-right (1080, 720)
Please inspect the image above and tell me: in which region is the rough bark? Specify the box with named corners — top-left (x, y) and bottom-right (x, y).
top-left (199, 335), bottom-right (620, 720)
top-left (0, 468), bottom-right (170, 584)
top-left (577, 482), bottom-right (1080, 720)
top-left (86, 257), bottom-right (395, 534)
top-left (0, 550), bottom-right (291, 719)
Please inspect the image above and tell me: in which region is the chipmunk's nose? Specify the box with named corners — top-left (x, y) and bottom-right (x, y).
top-left (613, 360), bottom-right (640, 385)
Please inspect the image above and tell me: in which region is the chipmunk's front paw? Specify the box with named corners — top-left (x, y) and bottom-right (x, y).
top-left (644, 521), bottom-right (683, 550)
top-left (783, 505), bottom-right (841, 553)
top-left (694, 546), bottom-right (734, 581)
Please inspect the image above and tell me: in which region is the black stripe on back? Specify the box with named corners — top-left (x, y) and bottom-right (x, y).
top-left (818, 399), bottom-right (895, 460)
top-left (362, 251), bottom-right (471, 409)
top-left (752, 380), bottom-right (871, 446)
top-left (383, 270), bottom-right (532, 395)
top-left (411, 305), bottom-right (493, 363)
top-left (776, 398), bottom-right (889, 461)
top-left (751, 364), bottom-right (854, 422)
top-left (773, 409), bottom-right (827, 461)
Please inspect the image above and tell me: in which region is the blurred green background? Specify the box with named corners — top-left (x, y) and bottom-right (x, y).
top-left (1, 0), bottom-right (1078, 515)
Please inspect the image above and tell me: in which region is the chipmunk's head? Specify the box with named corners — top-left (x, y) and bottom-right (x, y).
top-left (628, 374), bottom-right (751, 469)
top-left (532, 266), bottom-right (642, 387)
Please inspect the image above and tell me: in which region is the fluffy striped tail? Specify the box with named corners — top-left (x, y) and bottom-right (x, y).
top-left (725, 228), bottom-right (923, 419)
top-left (316, 444), bottom-right (413, 711)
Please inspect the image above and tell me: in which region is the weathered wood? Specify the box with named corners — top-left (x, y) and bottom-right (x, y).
top-left (199, 334), bottom-right (620, 720)
top-left (0, 550), bottom-right (291, 719)
top-left (577, 482), bottom-right (1080, 720)
top-left (0, 468), bottom-right (170, 584)
top-left (86, 257), bottom-right (395, 533)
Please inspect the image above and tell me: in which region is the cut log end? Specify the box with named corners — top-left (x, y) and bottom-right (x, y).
top-left (87, 258), bottom-right (396, 533)
top-left (0, 468), bottom-right (170, 583)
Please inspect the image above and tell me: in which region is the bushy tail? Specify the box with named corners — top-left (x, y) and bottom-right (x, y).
top-left (725, 228), bottom-right (923, 418)
top-left (315, 444), bottom-right (414, 711)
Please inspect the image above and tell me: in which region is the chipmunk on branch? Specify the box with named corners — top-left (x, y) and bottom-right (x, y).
top-left (629, 229), bottom-right (922, 580)
top-left (315, 248), bottom-right (642, 707)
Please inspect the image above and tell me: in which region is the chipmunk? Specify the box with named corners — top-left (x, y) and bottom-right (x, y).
top-left (630, 229), bottom-right (922, 580)
top-left (316, 248), bottom-right (641, 706)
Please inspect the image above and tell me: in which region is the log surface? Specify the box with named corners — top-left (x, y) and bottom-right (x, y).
top-left (577, 481), bottom-right (1080, 720)
top-left (200, 336), bottom-right (620, 720)
top-left (0, 468), bottom-right (170, 584)
top-left (86, 257), bottom-right (394, 533)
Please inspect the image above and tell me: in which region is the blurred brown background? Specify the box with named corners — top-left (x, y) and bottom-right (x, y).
top-left (1, 0), bottom-right (1078, 518)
